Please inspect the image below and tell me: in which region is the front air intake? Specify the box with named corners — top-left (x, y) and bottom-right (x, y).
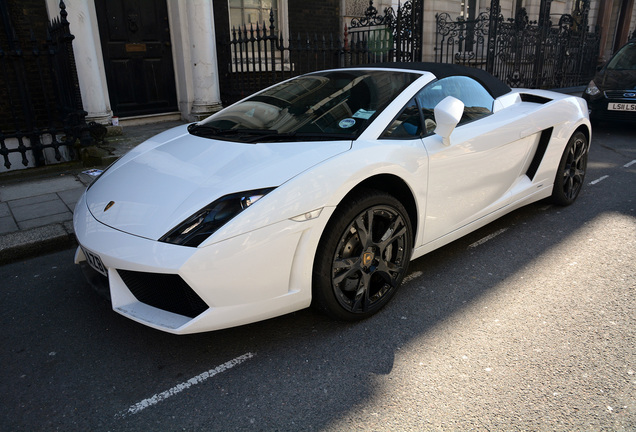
top-left (117, 270), bottom-right (209, 318)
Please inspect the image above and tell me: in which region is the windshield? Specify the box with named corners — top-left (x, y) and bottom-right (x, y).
top-left (190, 70), bottom-right (420, 142)
top-left (606, 42), bottom-right (636, 70)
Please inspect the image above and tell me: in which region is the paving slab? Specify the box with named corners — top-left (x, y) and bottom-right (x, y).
top-left (0, 202), bottom-right (9, 218)
top-left (0, 216), bottom-right (18, 234)
top-left (17, 212), bottom-right (73, 230)
top-left (58, 187), bottom-right (86, 209)
top-left (0, 176), bottom-right (84, 201)
top-left (10, 198), bottom-right (70, 222)
top-left (7, 192), bottom-right (59, 209)
top-left (18, 212), bottom-right (73, 230)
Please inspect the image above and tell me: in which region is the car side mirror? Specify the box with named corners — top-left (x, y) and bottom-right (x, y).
top-left (434, 96), bottom-right (464, 146)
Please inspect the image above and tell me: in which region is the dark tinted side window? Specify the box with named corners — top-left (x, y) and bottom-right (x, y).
top-left (606, 42), bottom-right (636, 70)
top-left (416, 76), bottom-right (494, 134)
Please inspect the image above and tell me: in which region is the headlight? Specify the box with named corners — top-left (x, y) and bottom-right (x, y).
top-left (584, 80), bottom-right (600, 97)
top-left (160, 188), bottom-right (275, 247)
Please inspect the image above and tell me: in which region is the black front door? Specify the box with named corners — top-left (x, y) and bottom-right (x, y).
top-left (95, 0), bottom-right (178, 117)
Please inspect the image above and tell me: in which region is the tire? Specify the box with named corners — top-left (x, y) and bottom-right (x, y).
top-left (550, 131), bottom-right (589, 206)
top-left (312, 190), bottom-right (413, 321)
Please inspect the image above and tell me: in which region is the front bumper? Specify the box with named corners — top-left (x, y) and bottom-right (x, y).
top-left (74, 193), bottom-right (330, 334)
top-left (585, 92), bottom-right (636, 123)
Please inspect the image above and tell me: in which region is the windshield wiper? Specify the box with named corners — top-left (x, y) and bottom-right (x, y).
top-left (187, 123), bottom-right (221, 137)
top-left (188, 125), bottom-right (278, 140)
top-left (188, 124), bottom-right (351, 143)
top-left (216, 128), bottom-right (277, 137)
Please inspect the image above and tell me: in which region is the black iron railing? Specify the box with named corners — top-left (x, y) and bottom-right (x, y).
top-left (0, 0), bottom-right (92, 171)
top-left (435, 0), bottom-right (600, 89)
top-left (224, 0), bottom-right (423, 105)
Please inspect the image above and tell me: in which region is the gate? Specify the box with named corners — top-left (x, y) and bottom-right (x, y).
top-left (0, 0), bottom-right (92, 171)
top-left (222, 0), bottom-right (423, 105)
top-left (348, 0), bottom-right (423, 64)
top-left (435, 0), bottom-right (600, 89)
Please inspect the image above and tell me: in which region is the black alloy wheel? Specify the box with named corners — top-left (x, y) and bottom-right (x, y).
top-left (551, 131), bottom-right (589, 206)
top-left (312, 190), bottom-right (413, 320)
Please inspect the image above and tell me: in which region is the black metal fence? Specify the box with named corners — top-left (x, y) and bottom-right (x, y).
top-left (225, 0), bottom-right (599, 103)
top-left (435, 0), bottom-right (600, 88)
top-left (224, 0), bottom-right (423, 104)
top-left (0, 0), bottom-right (92, 171)
top-left (348, 0), bottom-right (423, 63)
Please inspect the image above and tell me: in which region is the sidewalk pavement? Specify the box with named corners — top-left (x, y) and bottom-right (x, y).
top-left (0, 120), bottom-right (186, 265)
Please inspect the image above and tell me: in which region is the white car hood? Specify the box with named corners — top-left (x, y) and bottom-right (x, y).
top-left (86, 124), bottom-right (351, 240)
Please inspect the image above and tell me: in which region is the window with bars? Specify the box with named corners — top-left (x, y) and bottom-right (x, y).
top-left (229, 0), bottom-right (278, 29)
top-left (229, 0), bottom-right (291, 73)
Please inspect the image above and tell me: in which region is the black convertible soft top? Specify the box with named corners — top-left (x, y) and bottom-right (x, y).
top-left (353, 62), bottom-right (512, 99)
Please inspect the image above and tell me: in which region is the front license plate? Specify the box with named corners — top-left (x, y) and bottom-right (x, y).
top-left (82, 246), bottom-right (108, 277)
top-left (608, 103), bottom-right (636, 111)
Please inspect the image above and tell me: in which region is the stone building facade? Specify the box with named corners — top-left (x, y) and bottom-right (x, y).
top-left (28, 0), bottom-right (636, 125)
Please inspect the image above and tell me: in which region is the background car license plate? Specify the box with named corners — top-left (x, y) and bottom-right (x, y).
top-left (608, 103), bottom-right (636, 111)
top-left (82, 246), bottom-right (108, 277)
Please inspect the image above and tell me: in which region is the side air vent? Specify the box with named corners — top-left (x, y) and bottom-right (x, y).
top-left (118, 270), bottom-right (209, 318)
top-left (525, 127), bottom-right (553, 180)
top-left (520, 93), bottom-right (553, 104)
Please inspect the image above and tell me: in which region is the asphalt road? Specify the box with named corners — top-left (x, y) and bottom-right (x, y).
top-left (1, 124), bottom-right (634, 431)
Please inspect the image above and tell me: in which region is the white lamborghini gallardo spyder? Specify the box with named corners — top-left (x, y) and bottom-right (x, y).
top-left (74, 63), bottom-right (591, 334)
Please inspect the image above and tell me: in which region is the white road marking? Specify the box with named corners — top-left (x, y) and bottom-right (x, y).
top-left (402, 271), bottom-right (423, 284)
top-left (624, 160), bottom-right (636, 168)
top-left (468, 228), bottom-right (508, 249)
top-left (589, 175), bottom-right (609, 185)
top-left (116, 352), bottom-right (255, 418)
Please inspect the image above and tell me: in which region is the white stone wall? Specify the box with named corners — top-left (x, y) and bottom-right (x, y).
top-left (44, 0), bottom-right (112, 124)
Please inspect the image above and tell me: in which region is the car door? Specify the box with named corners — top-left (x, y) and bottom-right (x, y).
top-left (418, 76), bottom-right (537, 244)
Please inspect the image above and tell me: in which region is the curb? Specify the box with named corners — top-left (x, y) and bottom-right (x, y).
top-left (0, 221), bottom-right (77, 266)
